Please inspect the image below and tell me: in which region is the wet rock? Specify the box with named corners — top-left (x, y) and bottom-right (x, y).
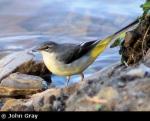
top-left (0, 73), bottom-right (48, 90)
top-left (0, 50), bottom-right (33, 81)
top-left (0, 50), bottom-right (50, 82)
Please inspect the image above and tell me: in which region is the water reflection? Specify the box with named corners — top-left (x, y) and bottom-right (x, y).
top-left (0, 0), bottom-right (144, 86)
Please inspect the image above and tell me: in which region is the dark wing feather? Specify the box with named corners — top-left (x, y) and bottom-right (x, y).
top-left (56, 40), bottom-right (97, 64)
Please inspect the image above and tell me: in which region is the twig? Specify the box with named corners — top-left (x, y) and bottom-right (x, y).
top-left (123, 61), bottom-right (128, 67)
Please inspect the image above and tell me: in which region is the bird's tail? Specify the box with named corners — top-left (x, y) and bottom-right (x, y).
top-left (90, 19), bottom-right (139, 58)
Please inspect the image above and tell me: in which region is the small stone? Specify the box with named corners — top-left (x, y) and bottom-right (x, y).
top-left (118, 81), bottom-right (125, 88)
top-left (53, 100), bottom-right (65, 111)
top-left (125, 64), bottom-right (150, 78)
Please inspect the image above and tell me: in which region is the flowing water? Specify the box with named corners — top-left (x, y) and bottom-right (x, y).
top-left (0, 0), bottom-right (144, 87)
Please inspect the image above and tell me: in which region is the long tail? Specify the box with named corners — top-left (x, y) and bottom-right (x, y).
top-left (90, 19), bottom-right (139, 58)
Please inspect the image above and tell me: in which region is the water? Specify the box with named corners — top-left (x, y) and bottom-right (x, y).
top-left (0, 0), bottom-right (144, 87)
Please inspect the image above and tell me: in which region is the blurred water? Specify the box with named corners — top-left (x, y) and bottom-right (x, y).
top-left (0, 0), bottom-right (144, 87)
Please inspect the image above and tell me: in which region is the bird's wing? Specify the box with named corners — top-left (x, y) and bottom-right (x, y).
top-left (56, 41), bottom-right (97, 64)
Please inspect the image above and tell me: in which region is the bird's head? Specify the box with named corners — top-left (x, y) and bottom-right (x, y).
top-left (33, 41), bottom-right (57, 53)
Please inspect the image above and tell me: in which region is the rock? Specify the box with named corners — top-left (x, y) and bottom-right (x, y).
top-left (62, 82), bottom-right (82, 95)
top-left (52, 94), bottom-right (67, 111)
top-left (65, 62), bottom-right (150, 111)
top-left (96, 87), bottom-right (119, 102)
top-left (0, 86), bottom-right (40, 97)
top-left (66, 86), bottom-right (119, 111)
top-left (0, 97), bottom-right (15, 110)
top-left (15, 60), bottom-right (50, 76)
top-left (0, 50), bottom-right (33, 81)
top-left (2, 62), bottom-right (150, 111)
top-left (0, 73), bottom-right (47, 90)
top-left (31, 88), bottom-right (68, 111)
top-left (1, 89), bottom-right (66, 111)
top-left (0, 73), bottom-right (47, 97)
top-left (66, 96), bottom-right (99, 111)
top-left (0, 50), bottom-right (50, 82)
top-left (121, 64), bottom-right (150, 79)
top-left (1, 99), bottom-right (34, 111)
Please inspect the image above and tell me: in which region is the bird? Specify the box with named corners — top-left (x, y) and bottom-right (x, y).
top-left (33, 19), bottom-right (139, 86)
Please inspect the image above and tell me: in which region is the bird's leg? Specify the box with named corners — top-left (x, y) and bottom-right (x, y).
top-left (80, 73), bottom-right (84, 81)
top-left (66, 76), bottom-right (71, 87)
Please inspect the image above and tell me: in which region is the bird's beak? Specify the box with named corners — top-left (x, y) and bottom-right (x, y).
top-left (32, 49), bottom-right (38, 52)
top-left (32, 46), bottom-right (45, 52)
top-left (32, 48), bottom-right (40, 52)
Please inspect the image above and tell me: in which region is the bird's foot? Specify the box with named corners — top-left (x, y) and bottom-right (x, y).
top-left (66, 76), bottom-right (70, 87)
top-left (80, 73), bottom-right (84, 81)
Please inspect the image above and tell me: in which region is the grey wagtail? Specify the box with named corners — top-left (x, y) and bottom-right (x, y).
top-left (33, 19), bottom-right (138, 86)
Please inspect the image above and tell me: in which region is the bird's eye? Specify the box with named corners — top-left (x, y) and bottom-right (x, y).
top-left (45, 46), bottom-right (49, 51)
